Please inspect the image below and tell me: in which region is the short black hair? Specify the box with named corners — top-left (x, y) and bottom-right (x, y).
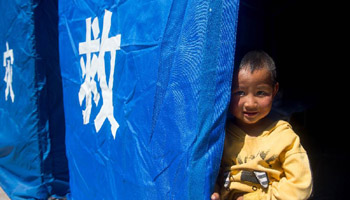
top-left (237, 50), bottom-right (277, 85)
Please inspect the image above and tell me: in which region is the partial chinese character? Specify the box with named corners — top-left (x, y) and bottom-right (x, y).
top-left (3, 42), bottom-right (14, 103)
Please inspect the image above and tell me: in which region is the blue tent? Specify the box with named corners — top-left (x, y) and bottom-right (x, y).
top-left (59, 0), bottom-right (239, 199)
top-left (0, 0), bottom-right (69, 199)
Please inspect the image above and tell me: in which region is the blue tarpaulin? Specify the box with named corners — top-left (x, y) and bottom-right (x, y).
top-left (59, 0), bottom-right (239, 199)
top-left (0, 0), bottom-right (69, 199)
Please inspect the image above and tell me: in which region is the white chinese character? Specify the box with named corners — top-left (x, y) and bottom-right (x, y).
top-left (3, 42), bottom-right (15, 103)
top-left (78, 10), bottom-right (121, 139)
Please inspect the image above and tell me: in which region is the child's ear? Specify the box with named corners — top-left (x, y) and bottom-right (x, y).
top-left (273, 82), bottom-right (279, 98)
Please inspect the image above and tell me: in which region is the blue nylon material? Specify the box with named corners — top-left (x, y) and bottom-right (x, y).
top-left (0, 1), bottom-right (46, 199)
top-left (0, 0), bottom-right (69, 199)
top-left (59, 0), bottom-right (239, 199)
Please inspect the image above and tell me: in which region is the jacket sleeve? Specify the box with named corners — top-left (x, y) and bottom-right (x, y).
top-left (270, 152), bottom-right (312, 199)
top-left (245, 138), bottom-right (313, 200)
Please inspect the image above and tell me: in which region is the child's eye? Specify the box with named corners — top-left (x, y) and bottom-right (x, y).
top-left (234, 91), bottom-right (245, 96)
top-left (256, 91), bottom-right (268, 96)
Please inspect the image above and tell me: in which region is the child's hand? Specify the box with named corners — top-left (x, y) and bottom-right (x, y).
top-left (211, 192), bottom-right (220, 200)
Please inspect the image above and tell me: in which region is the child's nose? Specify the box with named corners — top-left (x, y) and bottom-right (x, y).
top-left (244, 95), bottom-right (257, 109)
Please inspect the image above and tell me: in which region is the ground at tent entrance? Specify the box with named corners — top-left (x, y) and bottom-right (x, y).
top-left (0, 187), bottom-right (67, 200)
top-left (0, 187), bottom-right (10, 200)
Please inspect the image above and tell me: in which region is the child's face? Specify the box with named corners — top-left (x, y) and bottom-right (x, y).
top-left (229, 67), bottom-right (278, 127)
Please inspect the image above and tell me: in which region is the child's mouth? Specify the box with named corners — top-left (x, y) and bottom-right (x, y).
top-left (243, 112), bottom-right (258, 117)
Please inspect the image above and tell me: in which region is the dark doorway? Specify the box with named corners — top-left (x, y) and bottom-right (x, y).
top-left (235, 0), bottom-right (346, 199)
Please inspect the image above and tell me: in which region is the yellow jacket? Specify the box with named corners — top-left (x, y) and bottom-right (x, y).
top-left (216, 120), bottom-right (312, 200)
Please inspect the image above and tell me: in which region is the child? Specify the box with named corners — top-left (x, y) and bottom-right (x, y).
top-left (211, 51), bottom-right (312, 200)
